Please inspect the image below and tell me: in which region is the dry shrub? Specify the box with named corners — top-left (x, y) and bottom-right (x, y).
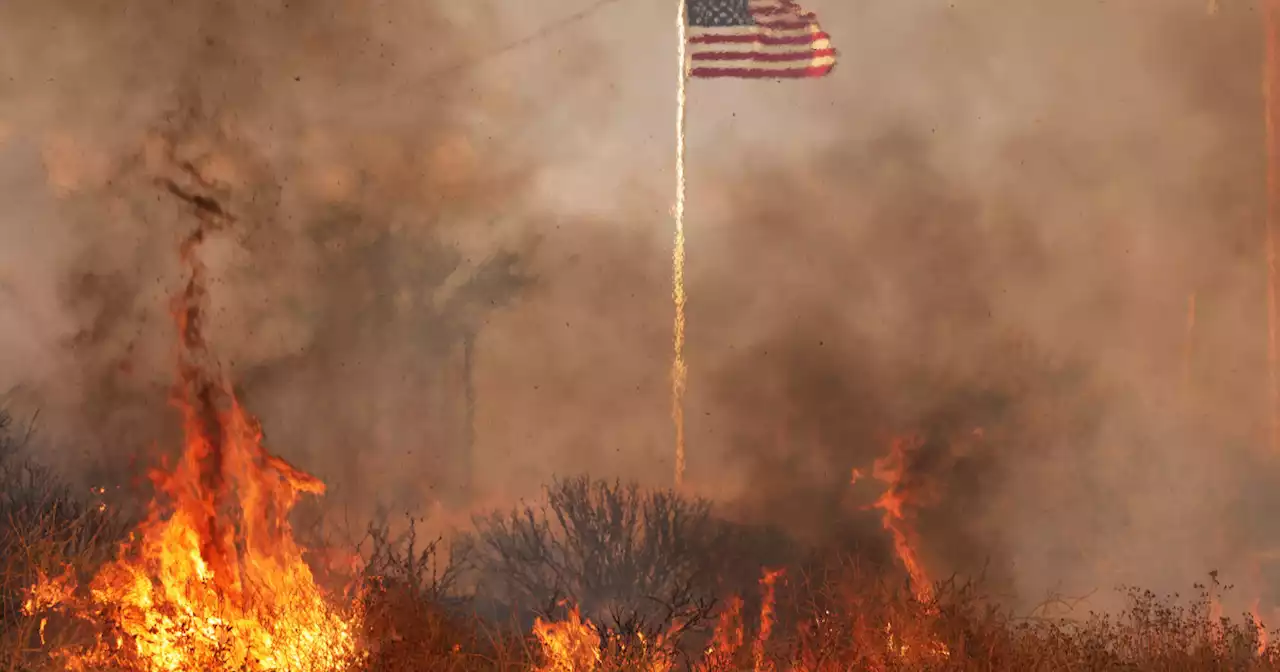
top-left (462, 476), bottom-right (797, 656)
top-left (0, 410), bottom-right (132, 671)
top-left (357, 513), bottom-right (525, 672)
top-left (686, 555), bottom-right (1280, 672)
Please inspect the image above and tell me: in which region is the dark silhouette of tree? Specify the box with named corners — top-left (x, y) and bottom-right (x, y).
top-left (287, 206), bottom-right (532, 507)
top-left (462, 476), bottom-right (796, 653)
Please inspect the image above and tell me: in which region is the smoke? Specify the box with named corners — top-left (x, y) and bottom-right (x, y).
top-left (0, 0), bottom-right (1275, 614)
top-left (663, 0), bottom-right (1272, 610)
top-left (0, 0), bottom-right (561, 516)
top-left (477, 0), bottom-right (1278, 610)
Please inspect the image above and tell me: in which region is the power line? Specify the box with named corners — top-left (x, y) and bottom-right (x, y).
top-left (328, 0), bottom-right (631, 117)
top-left (427, 0), bottom-right (631, 82)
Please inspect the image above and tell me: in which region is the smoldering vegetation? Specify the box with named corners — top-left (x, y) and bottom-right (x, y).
top-left (0, 0), bottom-right (1278, 661)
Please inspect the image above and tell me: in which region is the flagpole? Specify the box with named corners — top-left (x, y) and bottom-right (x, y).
top-left (672, 0), bottom-right (690, 488)
top-left (1266, 0), bottom-right (1280, 455)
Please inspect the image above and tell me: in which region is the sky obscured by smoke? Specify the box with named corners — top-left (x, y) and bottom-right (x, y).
top-left (0, 0), bottom-right (1275, 611)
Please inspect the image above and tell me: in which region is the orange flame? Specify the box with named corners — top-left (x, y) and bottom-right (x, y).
top-left (532, 605), bottom-right (672, 672)
top-left (1253, 598), bottom-right (1270, 656)
top-left (25, 393), bottom-right (364, 672)
top-left (752, 568), bottom-right (784, 672)
top-left (533, 606), bottom-right (602, 672)
top-left (699, 596), bottom-right (744, 671)
top-left (870, 437), bottom-right (933, 601)
top-left (25, 202), bottom-right (362, 671)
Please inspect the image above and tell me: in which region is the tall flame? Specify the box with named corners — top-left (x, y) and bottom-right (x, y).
top-left (1252, 598), bottom-right (1270, 656)
top-left (699, 596), bottom-right (744, 671)
top-left (752, 568), bottom-right (784, 672)
top-left (25, 188), bottom-right (362, 672)
top-left (870, 437), bottom-right (933, 601)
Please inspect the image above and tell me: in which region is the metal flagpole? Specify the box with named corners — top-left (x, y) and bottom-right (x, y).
top-left (672, 0), bottom-right (690, 488)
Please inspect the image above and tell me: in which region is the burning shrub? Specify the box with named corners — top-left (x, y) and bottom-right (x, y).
top-left (464, 476), bottom-right (788, 652)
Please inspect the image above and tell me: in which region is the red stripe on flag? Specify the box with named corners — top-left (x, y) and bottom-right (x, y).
top-left (689, 64), bottom-right (835, 78)
top-left (691, 48), bottom-right (836, 62)
top-left (753, 19), bottom-right (815, 29)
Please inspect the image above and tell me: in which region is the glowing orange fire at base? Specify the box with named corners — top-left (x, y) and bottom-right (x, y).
top-left (24, 384), bottom-right (363, 672)
top-left (1253, 598), bottom-right (1270, 656)
top-left (532, 605), bottom-right (673, 672)
top-left (533, 607), bottom-right (603, 672)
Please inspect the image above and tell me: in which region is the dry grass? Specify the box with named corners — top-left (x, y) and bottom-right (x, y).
top-left (2, 415), bottom-right (1278, 671)
top-left (724, 561), bottom-right (1280, 672)
top-left (0, 412), bottom-right (133, 672)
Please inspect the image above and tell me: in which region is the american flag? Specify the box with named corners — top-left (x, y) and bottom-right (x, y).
top-left (686, 0), bottom-right (836, 79)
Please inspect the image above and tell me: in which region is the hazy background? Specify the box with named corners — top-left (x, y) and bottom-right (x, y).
top-left (0, 0), bottom-right (1274, 614)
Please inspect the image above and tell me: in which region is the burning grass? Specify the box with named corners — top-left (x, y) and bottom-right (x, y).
top-left (4, 419), bottom-right (1280, 672)
top-left (517, 564), bottom-right (1280, 672)
top-left (16, 394), bottom-right (365, 672)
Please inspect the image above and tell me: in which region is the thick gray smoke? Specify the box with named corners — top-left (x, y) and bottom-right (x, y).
top-left (0, 0), bottom-right (1275, 616)
top-left (0, 0), bottom-right (556, 514)
top-left (664, 0), bottom-right (1273, 612)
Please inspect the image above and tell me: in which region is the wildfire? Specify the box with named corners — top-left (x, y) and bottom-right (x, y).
top-left (869, 436), bottom-right (933, 602)
top-left (533, 606), bottom-right (603, 672)
top-left (23, 175), bottom-right (363, 672)
top-left (882, 620), bottom-right (950, 664)
top-left (699, 596), bottom-right (744, 670)
top-left (1253, 598), bottom-right (1270, 656)
top-left (24, 387), bottom-right (363, 672)
top-left (1209, 591), bottom-right (1225, 646)
top-left (530, 558), bottom-right (959, 671)
top-left (752, 568), bottom-right (784, 672)
top-left (34, 391), bottom-right (365, 672)
top-left (530, 572), bottom-right (785, 672)
top-left (532, 606), bottom-right (672, 672)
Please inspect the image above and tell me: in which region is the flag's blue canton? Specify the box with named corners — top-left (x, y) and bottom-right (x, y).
top-left (688, 0), bottom-right (752, 27)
